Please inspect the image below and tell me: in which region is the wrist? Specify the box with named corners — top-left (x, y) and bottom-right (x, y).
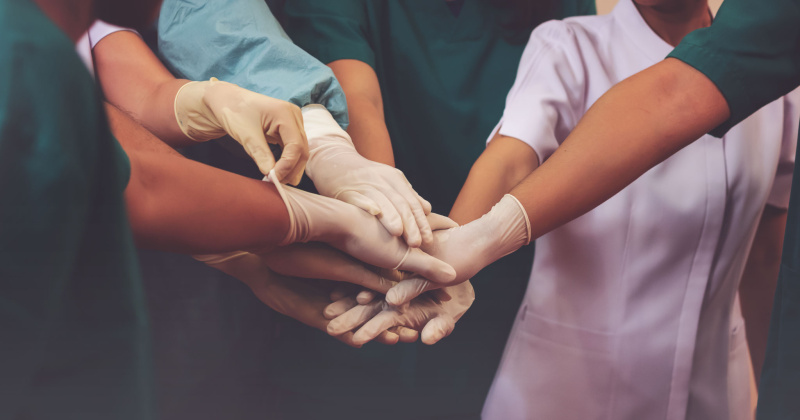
top-left (482, 194), bottom-right (531, 260)
top-left (173, 78), bottom-right (226, 142)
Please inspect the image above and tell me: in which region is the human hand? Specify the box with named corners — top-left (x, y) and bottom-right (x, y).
top-left (302, 105), bottom-right (433, 247)
top-left (199, 252), bottom-right (400, 347)
top-left (325, 282), bottom-right (475, 346)
top-left (174, 78), bottom-right (308, 184)
top-left (269, 169), bottom-right (458, 284)
top-left (385, 195), bottom-right (531, 306)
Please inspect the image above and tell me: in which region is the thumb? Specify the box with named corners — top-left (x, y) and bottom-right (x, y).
top-left (386, 277), bottom-right (437, 306)
top-left (396, 248), bottom-right (456, 284)
top-left (426, 213), bottom-right (459, 230)
top-left (421, 316), bottom-right (455, 345)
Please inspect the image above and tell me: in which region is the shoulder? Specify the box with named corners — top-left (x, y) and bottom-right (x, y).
top-left (526, 15), bottom-right (614, 54)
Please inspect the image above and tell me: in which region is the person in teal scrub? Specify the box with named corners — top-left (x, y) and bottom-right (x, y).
top-left (0, 0), bottom-right (161, 418)
top-left (264, 1), bottom-right (594, 418)
top-left (370, 0), bottom-right (799, 417)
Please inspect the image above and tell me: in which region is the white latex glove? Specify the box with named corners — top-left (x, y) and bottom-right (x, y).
top-left (266, 171), bottom-right (457, 284)
top-left (199, 252), bottom-right (400, 347)
top-left (174, 78), bottom-right (309, 184)
top-left (302, 105), bottom-right (433, 247)
top-left (385, 194), bottom-right (531, 306)
top-left (325, 282), bottom-right (475, 346)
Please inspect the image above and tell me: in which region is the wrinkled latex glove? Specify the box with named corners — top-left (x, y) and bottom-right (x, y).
top-left (266, 170), bottom-right (457, 284)
top-left (199, 252), bottom-right (399, 347)
top-left (174, 78), bottom-right (309, 184)
top-left (325, 282), bottom-right (475, 346)
top-left (385, 194), bottom-right (531, 306)
top-left (302, 105), bottom-right (433, 247)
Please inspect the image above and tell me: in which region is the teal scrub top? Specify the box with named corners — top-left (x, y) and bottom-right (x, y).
top-left (265, 2), bottom-right (595, 419)
top-left (157, 0), bottom-right (349, 129)
top-left (0, 0), bottom-right (153, 418)
top-left (668, 1), bottom-right (800, 418)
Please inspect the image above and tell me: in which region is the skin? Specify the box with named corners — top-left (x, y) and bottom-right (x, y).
top-left (93, 31), bottom-right (195, 147)
top-left (327, 59), bottom-right (397, 166)
top-left (107, 103), bottom-right (290, 254)
top-left (452, 0), bottom-right (784, 397)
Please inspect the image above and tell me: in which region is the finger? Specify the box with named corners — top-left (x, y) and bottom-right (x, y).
top-left (426, 213), bottom-right (459, 230)
top-left (421, 316), bottom-right (455, 345)
top-left (327, 302), bottom-right (383, 336)
top-left (389, 176), bottom-right (433, 244)
top-left (362, 190), bottom-right (404, 237)
top-left (333, 331), bottom-right (362, 349)
top-left (375, 330), bottom-right (400, 345)
top-left (267, 116), bottom-right (307, 173)
top-left (385, 277), bottom-right (437, 306)
top-left (273, 142), bottom-right (307, 184)
top-left (380, 187), bottom-right (423, 248)
top-left (264, 245), bottom-right (393, 294)
top-left (396, 248), bottom-right (456, 285)
top-left (246, 143), bottom-right (278, 176)
top-left (323, 296), bottom-right (358, 320)
top-left (353, 310), bottom-right (402, 346)
top-left (396, 326), bottom-right (419, 343)
top-left (337, 190), bottom-right (382, 216)
top-left (417, 192), bottom-right (433, 215)
top-left (356, 289), bottom-right (378, 304)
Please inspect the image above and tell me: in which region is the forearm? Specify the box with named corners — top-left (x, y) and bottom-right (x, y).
top-left (328, 59), bottom-right (395, 165)
top-left (109, 104), bottom-right (290, 254)
top-left (511, 58), bottom-right (730, 239)
top-left (93, 31), bottom-right (195, 147)
top-left (451, 135), bottom-right (539, 224)
top-left (739, 205), bottom-right (786, 382)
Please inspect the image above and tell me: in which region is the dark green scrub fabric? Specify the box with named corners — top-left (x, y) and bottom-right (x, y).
top-left (0, 0), bottom-right (153, 418)
top-left (668, 1), bottom-right (800, 418)
top-left (261, 1), bottom-right (595, 419)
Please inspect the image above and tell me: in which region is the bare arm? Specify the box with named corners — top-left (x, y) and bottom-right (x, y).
top-left (328, 59), bottom-right (395, 165)
top-left (510, 58), bottom-right (731, 239)
top-left (450, 134), bottom-right (539, 224)
top-left (93, 31), bottom-right (194, 147)
top-left (105, 103), bottom-right (290, 254)
top-left (740, 205), bottom-right (787, 382)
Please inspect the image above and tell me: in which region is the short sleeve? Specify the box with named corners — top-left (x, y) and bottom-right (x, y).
top-left (668, 0), bottom-right (800, 137)
top-left (284, 0), bottom-right (376, 69)
top-left (488, 21), bottom-right (585, 163)
top-left (75, 20), bottom-right (138, 76)
top-left (767, 88), bottom-right (800, 209)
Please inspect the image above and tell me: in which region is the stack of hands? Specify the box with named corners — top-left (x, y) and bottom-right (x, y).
top-left (179, 80), bottom-right (531, 346)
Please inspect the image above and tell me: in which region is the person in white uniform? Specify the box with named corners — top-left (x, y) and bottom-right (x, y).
top-left (323, 0), bottom-right (798, 418)
top-left (466, 0), bottom-right (798, 419)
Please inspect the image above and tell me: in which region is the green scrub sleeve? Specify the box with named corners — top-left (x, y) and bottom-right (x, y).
top-left (285, 0), bottom-right (376, 69)
top-left (667, 0), bottom-right (800, 137)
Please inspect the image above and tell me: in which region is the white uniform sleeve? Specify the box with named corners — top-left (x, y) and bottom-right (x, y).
top-left (75, 20), bottom-right (139, 77)
top-left (487, 21), bottom-right (586, 163)
top-left (767, 87), bottom-right (799, 209)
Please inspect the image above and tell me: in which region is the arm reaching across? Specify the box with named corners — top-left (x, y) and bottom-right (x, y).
top-left (93, 29), bottom-right (308, 183)
top-left (302, 104), bottom-right (433, 247)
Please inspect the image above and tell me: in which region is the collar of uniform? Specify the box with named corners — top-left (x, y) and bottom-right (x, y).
top-left (613, 0), bottom-right (678, 62)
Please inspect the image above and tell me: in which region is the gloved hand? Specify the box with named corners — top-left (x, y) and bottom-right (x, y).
top-left (194, 242), bottom-right (398, 294)
top-left (199, 252), bottom-right (400, 347)
top-left (267, 170), bottom-right (458, 284)
top-left (174, 78), bottom-right (309, 184)
top-left (325, 281), bottom-right (476, 346)
top-left (302, 105), bottom-right (433, 247)
top-left (384, 194), bottom-right (531, 306)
